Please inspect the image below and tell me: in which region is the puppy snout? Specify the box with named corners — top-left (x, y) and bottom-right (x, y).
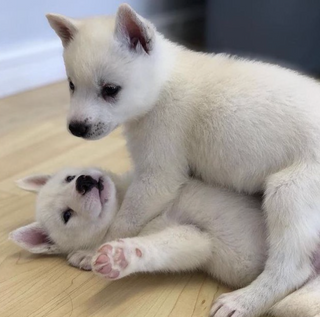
top-left (69, 121), bottom-right (89, 138)
top-left (76, 175), bottom-right (97, 195)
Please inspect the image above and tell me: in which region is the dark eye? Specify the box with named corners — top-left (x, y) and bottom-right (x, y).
top-left (101, 84), bottom-right (121, 100)
top-left (65, 175), bottom-right (75, 183)
top-left (69, 81), bottom-right (75, 92)
top-left (62, 209), bottom-right (73, 224)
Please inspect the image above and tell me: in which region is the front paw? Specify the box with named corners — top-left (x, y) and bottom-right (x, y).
top-left (92, 239), bottom-right (143, 280)
top-left (210, 290), bottom-right (256, 317)
top-left (67, 250), bottom-right (93, 271)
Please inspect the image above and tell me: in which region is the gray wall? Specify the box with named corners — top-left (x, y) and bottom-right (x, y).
top-left (206, 0), bottom-right (320, 76)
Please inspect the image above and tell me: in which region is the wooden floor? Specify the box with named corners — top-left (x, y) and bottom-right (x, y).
top-left (0, 82), bottom-right (229, 317)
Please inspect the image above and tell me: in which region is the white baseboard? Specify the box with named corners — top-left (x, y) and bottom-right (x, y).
top-left (0, 40), bottom-right (66, 98)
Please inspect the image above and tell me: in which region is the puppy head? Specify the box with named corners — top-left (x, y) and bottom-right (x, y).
top-left (46, 4), bottom-right (168, 140)
top-left (10, 168), bottom-right (118, 255)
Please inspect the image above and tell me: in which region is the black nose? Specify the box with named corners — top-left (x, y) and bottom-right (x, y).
top-left (69, 121), bottom-right (89, 137)
top-left (76, 175), bottom-right (97, 195)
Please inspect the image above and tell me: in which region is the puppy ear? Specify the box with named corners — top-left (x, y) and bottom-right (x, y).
top-left (9, 222), bottom-right (60, 255)
top-left (114, 4), bottom-right (155, 54)
top-left (16, 174), bottom-right (51, 193)
top-left (46, 13), bottom-right (78, 47)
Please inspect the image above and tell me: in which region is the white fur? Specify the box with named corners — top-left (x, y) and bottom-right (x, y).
top-left (46, 4), bottom-right (320, 316)
top-left (10, 168), bottom-right (320, 317)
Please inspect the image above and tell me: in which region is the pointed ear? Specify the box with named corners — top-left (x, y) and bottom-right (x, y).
top-left (9, 222), bottom-right (60, 255)
top-left (114, 4), bottom-right (155, 54)
top-left (46, 13), bottom-right (78, 47)
top-left (16, 174), bottom-right (51, 193)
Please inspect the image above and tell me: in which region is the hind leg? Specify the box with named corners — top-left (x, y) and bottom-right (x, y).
top-left (211, 163), bottom-right (320, 317)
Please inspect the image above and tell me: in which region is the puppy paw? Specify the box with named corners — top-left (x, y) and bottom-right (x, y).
top-left (67, 250), bottom-right (93, 271)
top-left (92, 239), bottom-right (143, 280)
top-left (210, 290), bottom-right (257, 317)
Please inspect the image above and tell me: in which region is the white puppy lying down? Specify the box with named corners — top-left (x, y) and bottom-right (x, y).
top-left (10, 168), bottom-right (320, 316)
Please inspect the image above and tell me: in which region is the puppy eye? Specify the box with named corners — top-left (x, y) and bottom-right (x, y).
top-left (65, 175), bottom-right (75, 183)
top-left (101, 84), bottom-right (121, 100)
top-left (69, 81), bottom-right (75, 92)
top-left (62, 209), bottom-right (73, 224)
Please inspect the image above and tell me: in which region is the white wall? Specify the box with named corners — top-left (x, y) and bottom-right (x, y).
top-left (0, 0), bottom-right (150, 98)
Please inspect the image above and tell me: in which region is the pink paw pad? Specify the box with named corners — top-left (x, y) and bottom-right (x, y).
top-left (95, 254), bottom-right (109, 264)
top-left (93, 243), bottom-right (131, 280)
top-left (98, 263), bottom-right (112, 274)
top-left (135, 248), bottom-right (142, 257)
top-left (98, 244), bottom-right (113, 253)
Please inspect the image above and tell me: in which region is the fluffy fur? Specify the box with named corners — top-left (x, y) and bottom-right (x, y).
top-left (10, 168), bottom-right (320, 316)
top-left (46, 4), bottom-right (320, 316)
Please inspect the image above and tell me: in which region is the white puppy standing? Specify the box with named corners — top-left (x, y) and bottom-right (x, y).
top-left (45, 4), bottom-right (320, 316)
top-left (10, 168), bottom-right (320, 317)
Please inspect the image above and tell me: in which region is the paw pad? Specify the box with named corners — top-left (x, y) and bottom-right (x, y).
top-left (92, 240), bottom-right (142, 280)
